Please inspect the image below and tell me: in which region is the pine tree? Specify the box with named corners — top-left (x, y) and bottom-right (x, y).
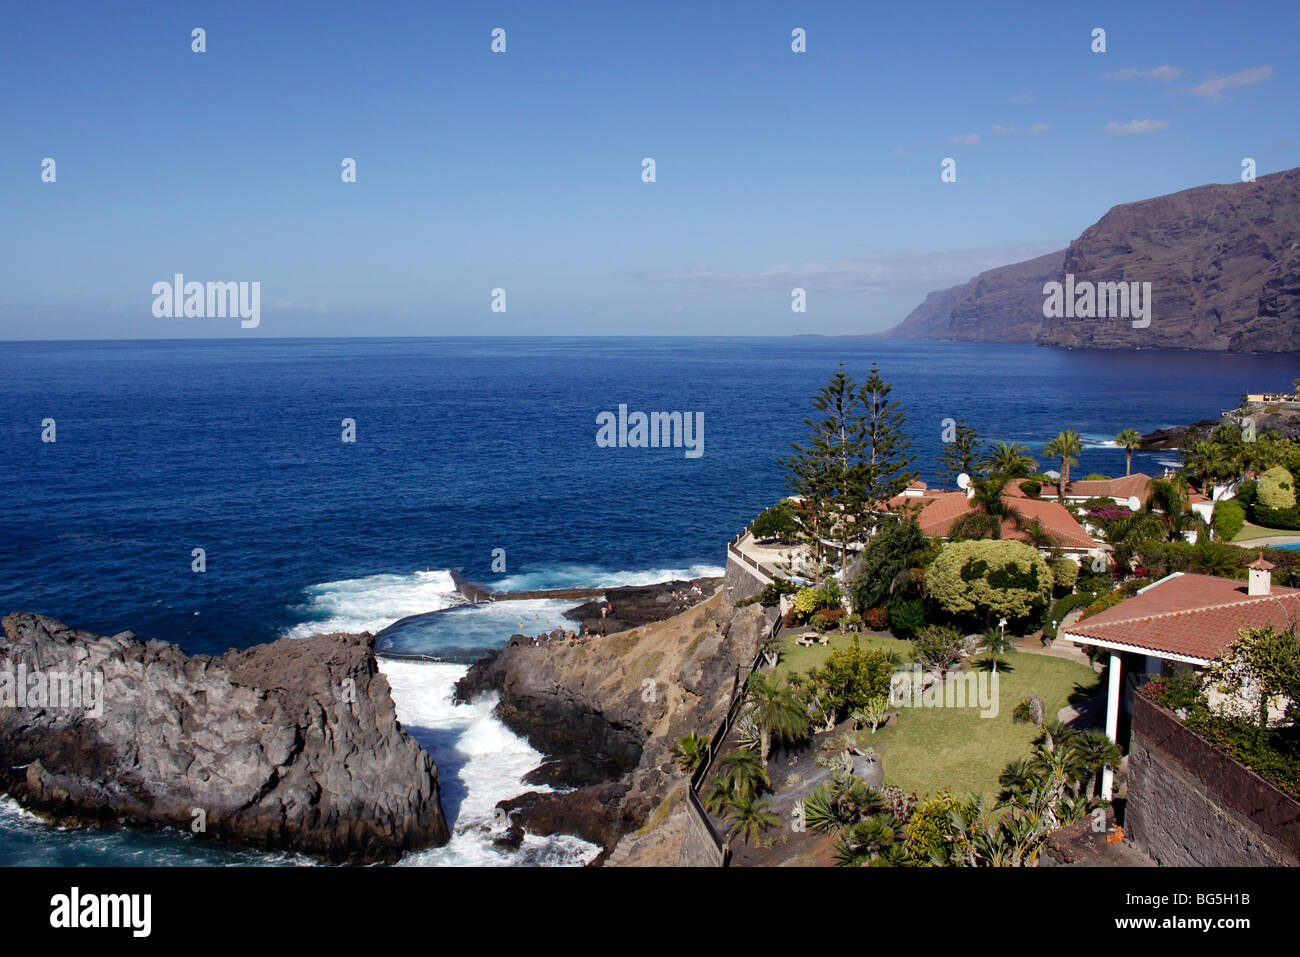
top-left (937, 418), bottom-right (983, 486)
top-left (782, 369), bottom-right (866, 583)
top-left (860, 365), bottom-right (917, 530)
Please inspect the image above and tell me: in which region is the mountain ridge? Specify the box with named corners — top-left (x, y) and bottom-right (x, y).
top-left (882, 167), bottom-right (1300, 352)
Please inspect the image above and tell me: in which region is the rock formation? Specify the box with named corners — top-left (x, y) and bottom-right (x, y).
top-left (883, 166), bottom-right (1300, 351)
top-left (453, 590), bottom-right (774, 860)
top-left (0, 612), bottom-right (449, 863)
top-left (885, 250), bottom-right (1064, 342)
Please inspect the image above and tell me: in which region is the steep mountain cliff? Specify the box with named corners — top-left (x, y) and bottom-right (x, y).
top-left (885, 250), bottom-right (1064, 341)
top-left (883, 167), bottom-right (1300, 351)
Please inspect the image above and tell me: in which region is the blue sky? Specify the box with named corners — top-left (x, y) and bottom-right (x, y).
top-left (2, 0), bottom-right (1296, 339)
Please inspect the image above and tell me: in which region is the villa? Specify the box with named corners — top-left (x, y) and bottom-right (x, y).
top-left (1061, 556), bottom-right (1300, 799)
top-left (1038, 472), bottom-right (1154, 507)
top-left (883, 486), bottom-right (1107, 565)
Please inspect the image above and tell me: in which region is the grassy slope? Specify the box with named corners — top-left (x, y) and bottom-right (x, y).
top-left (775, 630), bottom-right (1100, 802)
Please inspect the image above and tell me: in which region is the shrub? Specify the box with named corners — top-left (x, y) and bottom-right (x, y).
top-left (1049, 558), bottom-right (1079, 592)
top-left (750, 499), bottom-right (799, 540)
top-left (1080, 473), bottom-right (1111, 481)
top-left (1258, 467), bottom-right (1297, 510)
top-left (793, 587), bottom-right (821, 616)
top-left (1212, 498), bottom-right (1246, 542)
top-left (927, 539), bottom-right (1053, 622)
top-left (912, 624), bottom-right (965, 676)
top-left (1235, 479), bottom-right (1258, 508)
top-left (851, 516), bottom-right (927, 612)
top-left (810, 608), bottom-right (844, 633)
top-left (1018, 479), bottom-right (1041, 498)
top-left (1012, 693), bottom-right (1044, 726)
top-left (754, 577), bottom-right (799, 607)
top-left (904, 791), bottom-right (962, 863)
top-left (1043, 592), bottom-right (1094, 639)
top-left (821, 640), bottom-right (894, 712)
top-left (1250, 504), bottom-right (1300, 531)
top-left (1140, 673), bottom-right (1206, 714)
top-left (888, 598), bottom-right (927, 637)
top-left (863, 607), bottom-right (890, 631)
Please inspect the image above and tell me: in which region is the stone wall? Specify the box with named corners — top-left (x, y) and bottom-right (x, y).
top-left (678, 790), bottom-right (728, 867)
top-left (1127, 694), bottom-right (1300, 866)
top-left (723, 554), bottom-right (767, 604)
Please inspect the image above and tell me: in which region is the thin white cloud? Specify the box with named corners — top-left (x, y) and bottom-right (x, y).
top-left (1103, 65), bottom-right (1181, 81)
top-left (1105, 118), bottom-right (1171, 134)
top-left (1173, 65), bottom-right (1272, 102)
top-left (1010, 91), bottom-right (1035, 103)
top-left (950, 133), bottom-right (980, 145)
top-left (994, 123), bottom-right (1051, 135)
top-left (641, 243), bottom-right (1066, 296)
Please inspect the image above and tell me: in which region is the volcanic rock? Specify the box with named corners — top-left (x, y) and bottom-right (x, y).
top-left (0, 612), bottom-right (450, 863)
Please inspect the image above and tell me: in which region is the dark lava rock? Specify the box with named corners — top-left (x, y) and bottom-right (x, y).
top-left (0, 612), bottom-right (450, 863)
top-left (565, 577), bottom-right (721, 634)
top-left (1139, 419), bottom-right (1220, 450)
top-left (492, 825), bottom-right (525, 851)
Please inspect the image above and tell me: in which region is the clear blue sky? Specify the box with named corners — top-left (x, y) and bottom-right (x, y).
top-left (2, 0), bottom-right (1296, 338)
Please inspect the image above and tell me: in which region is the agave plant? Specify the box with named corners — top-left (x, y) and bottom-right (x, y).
top-left (733, 711), bottom-right (762, 754)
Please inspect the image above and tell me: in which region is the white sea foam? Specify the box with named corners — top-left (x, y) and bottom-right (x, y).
top-left (381, 660), bottom-right (600, 867)
top-left (492, 562), bottom-right (723, 592)
top-left (284, 569), bottom-right (462, 637)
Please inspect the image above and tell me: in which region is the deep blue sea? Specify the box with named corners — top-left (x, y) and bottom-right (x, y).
top-left (2, 336), bottom-right (1297, 864)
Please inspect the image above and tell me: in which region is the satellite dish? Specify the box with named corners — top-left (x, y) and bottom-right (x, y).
top-left (1127, 495), bottom-right (1142, 511)
top-left (957, 473), bottom-right (971, 490)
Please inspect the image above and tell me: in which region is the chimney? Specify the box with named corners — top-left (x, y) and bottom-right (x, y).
top-left (1248, 553), bottom-right (1275, 596)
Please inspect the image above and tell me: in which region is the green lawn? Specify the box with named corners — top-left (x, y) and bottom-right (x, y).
top-left (771, 630), bottom-right (913, 683)
top-left (774, 632), bottom-right (1101, 803)
top-left (878, 650), bottom-right (1099, 800)
top-left (1233, 521), bottom-right (1300, 543)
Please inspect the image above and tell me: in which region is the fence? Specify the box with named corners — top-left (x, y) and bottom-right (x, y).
top-left (726, 523), bottom-right (792, 587)
top-left (681, 608), bottom-right (783, 866)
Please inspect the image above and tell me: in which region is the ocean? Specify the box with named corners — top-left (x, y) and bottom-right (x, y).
top-left (2, 335), bottom-right (1297, 865)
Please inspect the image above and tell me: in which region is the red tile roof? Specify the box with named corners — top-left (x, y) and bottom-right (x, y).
top-left (1064, 572), bottom-right (1300, 662)
top-left (885, 490), bottom-right (1100, 551)
top-left (1040, 472), bottom-right (1154, 504)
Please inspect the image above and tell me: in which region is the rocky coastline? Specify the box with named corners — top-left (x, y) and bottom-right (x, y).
top-left (0, 612), bottom-right (450, 864)
top-left (453, 577), bottom-right (774, 863)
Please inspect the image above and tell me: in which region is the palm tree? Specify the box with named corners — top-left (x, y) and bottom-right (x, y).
top-left (669, 730), bottom-right (710, 773)
top-left (949, 475), bottom-right (1025, 540)
top-left (1043, 431), bottom-right (1083, 497)
top-left (1144, 477), bottom-right (1191, 541)
top-left (1071, 729), bottom-right (1122, 798)
top-left (832, 814), bottom-right (907, 866)
top-left (1019, 517), bottom-right (1057, 550)
top-left (742, 672), bottom-right (809, 765)
top-left (713, 748), bottom-right (771, 802)
top-left (979, 626), bottom-right (1014, 672)
top-left (1115, 429), bottom-right (1142, 477)
top-left (724, 793), bottom-right (781, 846)
top-left (981, 441), bottom-right (1038, 478)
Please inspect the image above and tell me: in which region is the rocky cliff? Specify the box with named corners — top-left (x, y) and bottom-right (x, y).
top-left (883, 166), bottom-right (1300, 351)
top-left (885, 250), bottom-right (1064, 341)
top-left (0, 612), bottom-right (450, 863)
top-left (453, 590), bottom-right (774, 860)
